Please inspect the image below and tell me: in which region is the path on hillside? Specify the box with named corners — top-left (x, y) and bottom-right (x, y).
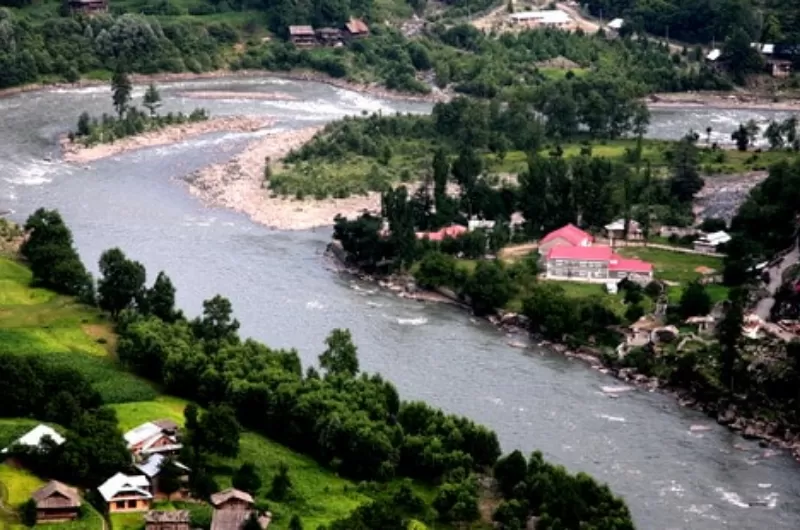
top-left (755, 241), bottom-right (800, 321)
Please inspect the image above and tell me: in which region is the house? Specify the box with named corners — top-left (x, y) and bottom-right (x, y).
top-left (145, 510), bottom-right (190, 530)
top-left (65, 0), bottom-right (108, 15)
top-left (693, 231), bottom-right (730, 254)
top-left (537, 223), bottom-right (593, 255)
top-left (316, 27), bottom-right (342, 46)
top-left (627, 316), bottom-right (660, 346)
top-left (288, 26), bottom-right (316, 47)
top-left (210, 488), bottom-right (254, 511)
top-left (604, 219), bottom-right (644, 242)
top-left (210, 509), bottom-right (271, 530)
top-left (467, 218), bottom-right (495, 231)
top-left (685, 315), bottom-right (715, 334)
top-left (415, 224), bottom-right (468, 242)
top-left (135, 454), bottom-right (190, 499)
top-left (544, 246), bottom-right (653, 282)
top-left (508, 10), bottom-right (573, 30)
top-left (1, 424), bottom-right (65, 454)
top-left (124, 420), bottom-right (181, 458)
top-left (607, 18), bottom-right (624, 30)
top-left (31, 481), bottom-right (81, 522)
top-left (344, 18), bottom-right (369, 39)
top-left (98, 472), bottom-right (152, 513)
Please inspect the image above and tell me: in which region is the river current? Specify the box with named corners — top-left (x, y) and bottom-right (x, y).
top-left (1, 76), bottom-right (798, 529)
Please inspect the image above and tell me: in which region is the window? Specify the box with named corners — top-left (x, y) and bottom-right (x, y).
top-left (115, 501), bottom-right (125, 509)
top-left (127, 500), bottom-right (137, 508)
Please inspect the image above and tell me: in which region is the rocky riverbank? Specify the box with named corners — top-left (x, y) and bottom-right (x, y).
top-left (60, 116), bottom-right (273, 164)
top-left (647, 91), bottom-right (800, 111)
top-left (185, 126), bottom-right (384, 230)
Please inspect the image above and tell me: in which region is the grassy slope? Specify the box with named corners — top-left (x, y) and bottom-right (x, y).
top-left (0, 464), bottom-right (45, 507)
top-left (0, 256), bottom-right (438, 530)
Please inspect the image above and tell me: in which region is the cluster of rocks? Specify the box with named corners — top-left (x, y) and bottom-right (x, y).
top-left (693, 172), bottom-right (767, 224)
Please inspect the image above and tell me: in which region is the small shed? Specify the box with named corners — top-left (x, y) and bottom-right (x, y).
top-left (145, 510), bottom-right (190, 530)
top-left (288, 26), bottom-right (316, 47)
top-left (210, 488), bottom-right (254, 511)
top-left (344, 18), bottom-right (369, 39)
top-left (31, 481), bottom-right (81, 522)
top-left (65, 0), bottom-right (108, 15)
top-left (210, 510), bottom-right (271, 530)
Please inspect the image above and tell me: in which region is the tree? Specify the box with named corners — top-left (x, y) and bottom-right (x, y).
top-left (731, 123), bottom-right (750, 151)
top-left (97, 248), bottom-right (147, 318)
top-left (269, 462), bottom-right (292, 500)
top-left (722, 28), bottom-right (763, 84)
top-left (192, 295), bottom-right (240, 343)
top-left (146, 271), bottom-right (178, 322)
top-left (433, 479), bottom-right (479, 523)
top-left (679, 281), bottom-right (712, 319)
top-left (77, 111), bottom-right (91, 137)
top-left (232, 462), bottom-right (262, 495)
top-left (158, 457), bottom-right (184, 500)
top-left (20, 499), bottom-right (37, 527)
top-left (143, 82), bottom-right (162, 118)
top-left (764, 120), bottom-right (784, 150)
top-left (669, 134), bottom-right (703, 203)
top-left (191, 404), bottom-right (241, 458)
top-left (717, 289), bottom-right (745, 390)
top-left (432, 147), bottom-right (450, 215)
top-left (242, 512), bottom-right (262, 530)
top-left (319, 328), bottom-right (359, 378)
top-left (111, 66), bottom-right (132, 118)
top-left (288, 515), bottom-right (304, 530)
top-left (463, 260), bottom-right (514, 316)
top-left (494, 450), bottom-right (527, 497)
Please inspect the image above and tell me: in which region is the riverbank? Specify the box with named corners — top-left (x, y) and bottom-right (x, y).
top-left (648, 91), bottom-right (800, 111)
top-left (60, 116), bottom-right (273, 164)
top-left (0, 69), bottom-right (449, 104)
top-left (185, 126), bottom-right (384, 230)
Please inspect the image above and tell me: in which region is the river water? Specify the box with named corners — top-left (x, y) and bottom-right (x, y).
top-left (1, 76), bottom-right (798, 529)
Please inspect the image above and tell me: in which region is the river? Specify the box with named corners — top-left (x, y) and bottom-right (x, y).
top-left (1, 76), bottom-right (798, 529)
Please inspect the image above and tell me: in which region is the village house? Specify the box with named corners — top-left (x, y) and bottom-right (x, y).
top-left (508, 10), bottom-right (574, 30)
top-left (288, 26), bottom-right (316, 47)
top-left (604, 219), bottom-right (644, 242)
top-left (135, 453), bottom-right (190, 499)
top-left (415, 224), bottom-right (468, 241)
top-left (693, 231), bottom-right (730, 254)
top-left (124, 420), bottom-right (182, 459)
top-left (315, 27), bottom-right (342, 46)
top-left (537, 223), bottom-right (593, 255)
top-left (30, 481), bottom-right (81, 522)
top-left (344, 18), bottom-right (369, 39)
top-left (210, 488), bottom-right (254, 511)
top-left (467, 218), bottom-right (495, 231)
top-left (65, 0), bottom-right (108, 15)
top-left (544, 246), bottom-right (653, 282)
top-left (1, 424), bottom-right (65, 454)
top-left (98, 472), bottom-right (152, 513)
top-left (145, 510), bottom-right (190, 530)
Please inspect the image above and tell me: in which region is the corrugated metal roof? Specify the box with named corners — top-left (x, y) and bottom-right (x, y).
top-left (706, 49), bottom-right (721, 61)
top-left (1, 424), bottom-right (65, 453)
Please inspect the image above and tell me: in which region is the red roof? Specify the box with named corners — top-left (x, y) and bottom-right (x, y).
top-left (345, 18), bottom-right (369, 34)
top-left (540, 223), bottom-right (592, 246)
top-left (608, 257), bottom-right (653, 273)
top-left (416, 224), bottom-right (467, 242)
top-left (547, 246), bottom-right (614, 260)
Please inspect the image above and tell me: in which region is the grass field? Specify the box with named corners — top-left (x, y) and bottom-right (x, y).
top-left (110, 512), bottom-right (145, 530)
top-left (0, 257), bottom-right (157, 404)
top-left (0, 418), bottom-right (44, 450)
top-left (110, 396), bottom-right (189, 432)
top-left (616, 247), bottom-right (724, 284)
top-left (0, 464), bottom-right (45, 507)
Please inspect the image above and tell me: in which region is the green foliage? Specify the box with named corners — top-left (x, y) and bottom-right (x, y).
top-left (111, 66), bottom-right (132, 118)
top-left (414, 251), bottom-right (464, 290)
top-left (98, 247), bottom-right (146, 318)
top-left (270, 462), bottom-right (293, 501)
top-left (678, 281), bottom-right (711, 319)
top-left (319, 328), bottom-right (360, 378)
top-left (191, 404), bottom-right (241, 458)
top-left (143, 82), bottom-right (162, 117)
top-left (20, 498), bottom-right (38, 527)
top-left (157, 457), bottom-right (184, 498)
top-left (288, 514), bottom-right (304, 530)
top-left (463, 260), bottom-right (514, 316)
top-left (432, 478), bottom-right (479, 523)
top-left (232, 461), bottom-right (262, 495)
top-left (20, 208), bottom-right (93, 299)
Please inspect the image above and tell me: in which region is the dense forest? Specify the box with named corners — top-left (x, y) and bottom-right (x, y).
top-left (6, 208), bottom-right (637, 529)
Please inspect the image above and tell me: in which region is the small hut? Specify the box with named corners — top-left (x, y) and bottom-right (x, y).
top-left (31, 481), bottom-right (81, 522)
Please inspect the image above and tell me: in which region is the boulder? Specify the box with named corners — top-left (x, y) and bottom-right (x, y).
top-left (717, 406), bottom-right (737, 426)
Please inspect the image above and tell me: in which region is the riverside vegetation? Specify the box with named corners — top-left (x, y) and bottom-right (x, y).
top-left (0, 209), bottom-right (636, 530)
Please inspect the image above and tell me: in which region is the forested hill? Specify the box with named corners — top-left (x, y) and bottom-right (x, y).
top-left (584, 0), bottom-right (799, 44)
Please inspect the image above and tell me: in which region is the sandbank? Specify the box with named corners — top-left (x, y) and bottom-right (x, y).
top-left (175, 90), bottom-right (298, 101)
top-left (185, 126), bottom-right (382, 231)
top-left (60, 116), bottom-right (273, 164)
top-left (647, 92), bottom-right (800, 112)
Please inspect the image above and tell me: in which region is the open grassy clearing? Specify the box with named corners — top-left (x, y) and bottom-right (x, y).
top-left (110, 396), bottom-right (189, 432)
top-left (110, 512), bottom-right (145, 530)
top-left (616, 247), bottom-right (724, 284)
top-left (0, 257), bottom-right (157, 404)
top-left (0, 464), bottom-right (45, 507)
top-left (0, 418), bottom-right (45, 450)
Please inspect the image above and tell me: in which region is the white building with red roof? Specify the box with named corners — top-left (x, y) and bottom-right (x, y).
top-left (538, 223), bottom-right (593, 255)
top-left (545, 245), bottom-right (653, 282)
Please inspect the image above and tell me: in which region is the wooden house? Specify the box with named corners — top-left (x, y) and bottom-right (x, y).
top-left (31, 481), bottom-right (81, 522)
top-left (135, 453), bottom-right (190, 499)
top-left (288, 26), bottom-right (316, 47)
top-left (65, 0), bottom-right (108, 15)
top-left (145, 510), bottom-right (190, 530)
top-left (210, 488), bottom-right (254, 511)
top-left (98, 472), bottom-right (152, 513)
top-left (316, 27), bottom-right (342, 46)
top-left (344, 18), bottom-right (369, 39)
